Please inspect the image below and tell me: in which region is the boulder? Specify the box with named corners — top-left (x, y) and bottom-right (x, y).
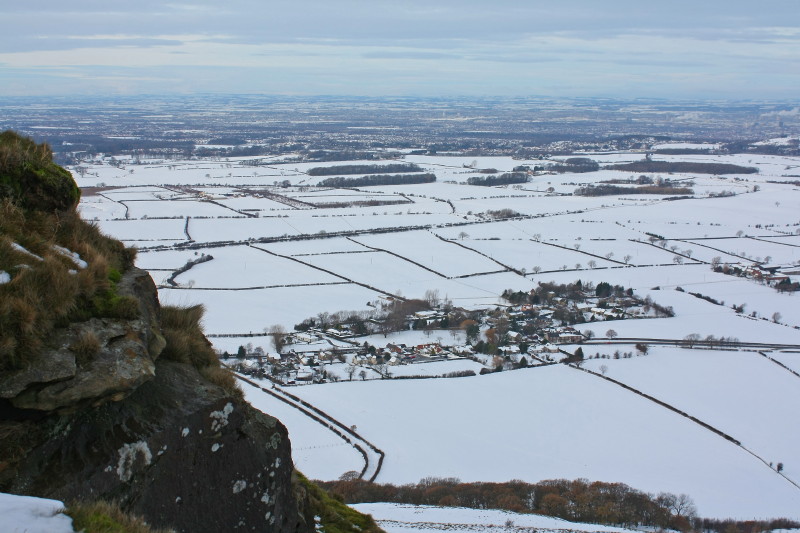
top-left (1, 360), bottom-right (310, 533)
top-left (2, 268), bottom-right (165, 412)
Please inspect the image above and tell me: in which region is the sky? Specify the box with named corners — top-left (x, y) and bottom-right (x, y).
top-left (0, 1), bottom-right (798, 100)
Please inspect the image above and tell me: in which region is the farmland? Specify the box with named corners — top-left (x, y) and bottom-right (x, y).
top-left (71, 140), bottom-right (800, 520)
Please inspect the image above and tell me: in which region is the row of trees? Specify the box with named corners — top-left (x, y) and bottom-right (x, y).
top-left (607, 160), bottom-right (758, 174)
top-left (547, 157), bottom-right (600, 173)
top-left (307, 163), bottom-right (423, 176)
top-left (574, 184), bottom-right (694, 196)
top-left (317, 173), bottom-right (435, 187)
top-left (318, 477), bottom-right (699, 531)
top-left (466, 172), bottom-right (528, 186)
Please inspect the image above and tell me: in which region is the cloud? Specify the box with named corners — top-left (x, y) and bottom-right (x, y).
top-left (0, 1), bottom-right (798, 98)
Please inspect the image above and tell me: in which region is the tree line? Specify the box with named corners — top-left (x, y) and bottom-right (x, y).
top-left (466, 172), bottom-right (528, 186)
top-left (317, 477), bottom-right (704, 531)
top-left (606, 160), bottom-right (757, 174)
top-left (317, 173), bottom-right (436, 187)
top-left (574, 184), bottom-right (694, 196)
top-left (307, 163), bottom-right (424, 176)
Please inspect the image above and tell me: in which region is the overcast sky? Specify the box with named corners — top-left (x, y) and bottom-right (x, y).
top-left (1, 1), bottom-right (798, 99)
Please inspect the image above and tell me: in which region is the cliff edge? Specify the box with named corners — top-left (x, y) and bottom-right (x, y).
top-left (0, 130), bottom-right (380, 533)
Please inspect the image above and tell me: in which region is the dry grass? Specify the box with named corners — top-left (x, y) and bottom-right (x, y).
top-left (69, 331), bottom-right (101, 365)
top-left (0, 199), bottom-right (138, 370)
top-left (65, 500), bottom-right (176, 533)
top-left (160, 304), bottom-right (242, 398)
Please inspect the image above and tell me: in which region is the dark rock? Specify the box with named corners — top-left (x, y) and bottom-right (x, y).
top-left (1, 360), bottom-right (310, 533)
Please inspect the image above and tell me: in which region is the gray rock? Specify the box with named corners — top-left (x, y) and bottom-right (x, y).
top-left (11, 318), bottom-right (156, 412)
top-left (0, 347), bottom-right (76, 399)
top-left (3, 267), bottom-right (165, 412)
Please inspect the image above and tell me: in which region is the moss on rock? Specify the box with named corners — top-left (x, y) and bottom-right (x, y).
top-left (0, 130), bottom-right (80, 212)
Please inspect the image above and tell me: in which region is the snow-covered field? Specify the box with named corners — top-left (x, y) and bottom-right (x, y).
top-left (352, 503), bottom-right (642, 533)
top-left (283, 365), bottom-right (800, 518)
top-left (74, 150), bottom-right (800, 520)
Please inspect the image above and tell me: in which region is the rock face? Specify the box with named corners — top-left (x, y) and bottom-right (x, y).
top-left (0, 266), bottom-right (315, 532)
top-left (2, 360), bottom-right (306, 533)
top-left (0, 268), bottom-right (165, 412)
top-left (0, 131), bottom-right (359, 533)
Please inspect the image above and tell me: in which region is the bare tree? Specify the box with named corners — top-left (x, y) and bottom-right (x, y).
top-left (605, 329), bottom-right (618, 339)
top-left (623, 254), bottom-right (632, 264)
top-left (268, 324), bottom-right (287, 353)
top-left (424, 288), bottom-right (441, 307)
top-left (599, 364), bottom-right (609, 375)
top-left (458, 231), bottom-right (469, 240)
top-left (683, 333), bottom-right (701, 348)
top-left (587, 260), bottom-right (597, 269)
top-left (772, 312), bottom-right (782, 323)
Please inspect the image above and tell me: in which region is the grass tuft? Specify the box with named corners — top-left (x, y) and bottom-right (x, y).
top-left (69, 331), bottom-right (101, 365)
top-left (294, 472), bottom-right (383, 533)
top-left (65, 500), bottom-right (175, 533)
top-left (159, 304), bottom-right (242, 399)
top-left (0, 198), bottom-right (138, 370)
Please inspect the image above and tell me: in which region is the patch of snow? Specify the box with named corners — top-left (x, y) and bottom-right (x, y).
top-left (52, 245), bottom-right (88, 269)
top-left (11, 242), bottom-right (43, 261)
top-left (0, 271), bottom-right (10, 284)
top-left (0, 492), bottom-right (75, 533)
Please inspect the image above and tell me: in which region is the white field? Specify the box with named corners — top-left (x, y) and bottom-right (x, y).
top-left (172, 245), bottom-right (342, 288)
top-left (581, 347), bottom-right (800, 479)
top-left (352, 503), bottom-right (641, 533)
top-left (351, 231), bottom-right (503, 277)
top-left (239, 378), bottom-right (364, 480)
top-left (75, 150), bottom-right (800, 519)
top-left (282, 365), bottom-right (800, 519)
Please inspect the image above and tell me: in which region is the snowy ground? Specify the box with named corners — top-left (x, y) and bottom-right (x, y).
top-left (352, 503), bottom-right (642, 533)
top-left (74, 150), bottom-right (800, 520)
top-left (0, 493), bottom-right (74, 533)
top-left (281, 365), bottom-right (800, 519)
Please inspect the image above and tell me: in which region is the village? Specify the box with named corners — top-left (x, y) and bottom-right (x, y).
top-left (222, 280), bottom-right (670, 385)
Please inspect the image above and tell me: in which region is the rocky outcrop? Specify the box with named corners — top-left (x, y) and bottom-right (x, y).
top-left (2, 359), bottom-right (307, 533)
top-left (0, 268), bottom-right (165, 412)
top-left (0, 263), bottom-right (319, 532)
top-left (0, 131), bottom-right (375, 533)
